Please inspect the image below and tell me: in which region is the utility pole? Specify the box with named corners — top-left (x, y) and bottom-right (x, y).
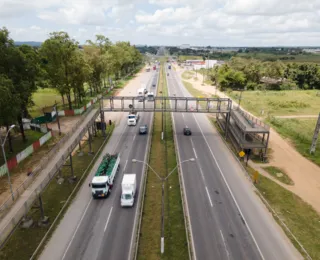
top-left (54, 102), bottom-right (61, 135)
top-left (238, 89), bottom-right (244, 108)
top-left (310, 113), bottom-right (320, 154)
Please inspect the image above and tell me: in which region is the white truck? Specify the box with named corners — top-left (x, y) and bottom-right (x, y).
top-left (89, 153), bottom-right (120, 199)
top-left (137, 87), bottom-right (145, 102)
top-left (127, 111), bottom-right (139, 126)
top-left (121, 174), bottom-right (137, 207)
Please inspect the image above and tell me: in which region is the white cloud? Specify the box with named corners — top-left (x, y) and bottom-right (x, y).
top-left (30, 25), bottom-right (41, 30)
top-left (136, 6), bottom-right (192, 23)
top-left (1, 0), bottom-right (320, 45)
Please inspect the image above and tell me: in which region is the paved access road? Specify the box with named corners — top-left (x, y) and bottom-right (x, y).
top-left (166, 67), bottom-right (302, 260)
top-left (40, 69), bottom-right (159, 260)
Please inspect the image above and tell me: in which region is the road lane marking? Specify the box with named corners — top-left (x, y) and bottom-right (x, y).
top-left (190, 139), bottom-right (198, 159)
top-left (124, 160), bottom-right (128, 171)
top-left (62, 197), bottom-right (93, 260)
top-left (220, 230), bottom-right (230, 260)
top-left (205, 186), bottom-right (213, 207)
top-left (199, 167), bottom-right (205, 181)
top-left (104, 207), bottom-right (113, 232)
top-left (182, 113), bottom-right (185, 118)
top-left (192, 148), bottom-right (198, 159)
top-left (192, 114), bottom-right (265, 260)
top-left (133, 134), bottom-right (136, 141)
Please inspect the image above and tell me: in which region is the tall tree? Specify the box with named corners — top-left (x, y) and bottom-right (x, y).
top-left (40, 31), bottom-right (78, 109)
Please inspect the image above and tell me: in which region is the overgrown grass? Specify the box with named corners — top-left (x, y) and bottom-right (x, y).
top-left (0, 130), bottom-right (44, 165)
top-left (137, 63), bottom-right (188, 260)
top-left (181, 71), bottom-right (195, 80)
top-left (245, 166), bottom-right (320, 260)
top-left (262, 166), bottom-right (294, 185)
top-left (268, 118), bottom-right (320, 167)
top-left (228, 90), bottom-right (320, 117)
top-left (236, 52), bottom-right (320, 63)
top-left (0, 127), bottom-right (114, 260)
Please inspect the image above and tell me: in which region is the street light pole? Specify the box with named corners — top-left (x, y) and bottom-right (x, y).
top-left (0, 125), bottom-right (16, 201)
top-left (132, 158), bottom-right (195, 254)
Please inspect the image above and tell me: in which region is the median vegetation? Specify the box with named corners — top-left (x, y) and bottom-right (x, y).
top-left (137, 61), bottom-right (188, 260)
top-left (0, 126), bottom-right (114, 260)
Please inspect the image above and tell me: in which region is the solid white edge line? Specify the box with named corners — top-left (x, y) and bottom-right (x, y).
top-left (192, 148), bottom-right (198, 159)
top-left (167, 68), bottom-right (197, 260)
top-left (205, 186), bottom-right (213, 207)
top-left (220, 229), bottom-right (230, 260)
top-left (192, 113), bottom-right (265, 260)
top-left (199, 167), bottom-right (205, 181)
top-left (62, 197), bottom-right (93, 260)
top-left (123, 159), bottom-right (128, 172)
top-left (104, 207), bottom-right (114, 232)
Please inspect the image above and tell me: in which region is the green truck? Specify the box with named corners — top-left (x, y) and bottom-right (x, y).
top-left (89, 153), bottom-right (120, 198)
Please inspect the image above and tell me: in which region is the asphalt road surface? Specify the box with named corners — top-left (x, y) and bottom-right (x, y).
top-left (40, 69), bottom-right (158, 260)
top-left (166, 67), bottom-right (301, 260)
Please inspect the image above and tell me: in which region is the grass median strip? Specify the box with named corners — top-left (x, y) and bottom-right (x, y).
top-left (0, 126), bottom-right (114, 260)
top-left (137, 62), bottom-right (188, 260)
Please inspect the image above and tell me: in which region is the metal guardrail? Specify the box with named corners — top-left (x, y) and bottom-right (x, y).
top-left (0, 106), bottom-right (96, 217)
top-left (0, 108), bottom-right (100, 246)
top-left (234, 108), bottom-right (270, 130)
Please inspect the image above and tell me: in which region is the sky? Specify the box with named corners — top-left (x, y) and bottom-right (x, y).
top-left (1, 0), bottom-right (320, 46)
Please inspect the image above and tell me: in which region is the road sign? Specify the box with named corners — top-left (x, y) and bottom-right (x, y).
top-left (239, 151), bottom-right (245, 157)
top-left (253, 171), bottom-right (259, 183)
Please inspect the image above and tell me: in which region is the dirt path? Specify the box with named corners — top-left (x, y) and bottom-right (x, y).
top-left (175, 65), bottom-right (320, 213)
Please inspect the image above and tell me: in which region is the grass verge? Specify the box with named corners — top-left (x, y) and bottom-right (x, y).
top-left (212, 117), bottom-right (319, 260)
top-left (137, 62), bottom-right (188, 260)
top-left (0, 126), bottom-right (114, 260)
top-left (181, 71), bottom-right (195, 80)
top-left (262, 166), bottom-right (294, 185)
top-left (247, 166), bottom-right (320, 260)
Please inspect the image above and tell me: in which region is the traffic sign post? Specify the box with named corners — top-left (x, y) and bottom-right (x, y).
top-left (239, 150), bottom-right (245, 158)
top-left (253, 171), bottom-right (259, 184)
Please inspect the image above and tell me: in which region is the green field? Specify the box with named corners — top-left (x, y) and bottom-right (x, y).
top-left (178, 56), bottom-right (202, 61)
top-left (268, 118), bottom-right (320, 166)
top-left (228, 90), bottom-right (320, 117)
top-left (236, 52), bottom-right (320, 63)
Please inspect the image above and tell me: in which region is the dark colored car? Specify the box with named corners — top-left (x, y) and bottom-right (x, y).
top-left (139, 125), bottom-right (148, 134)
top-left (183, 127), bottom-right (192, 136)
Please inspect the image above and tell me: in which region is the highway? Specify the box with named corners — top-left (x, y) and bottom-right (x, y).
top-left (166, 66), bottom-right (301, 260)
top-left (40, 68), bottom-right (159, 260)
